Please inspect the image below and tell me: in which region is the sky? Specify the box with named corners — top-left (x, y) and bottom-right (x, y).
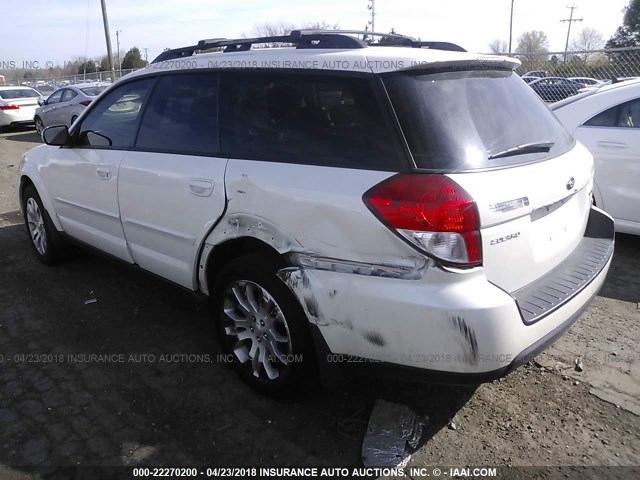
top-left (0, 0), bottom-right (632, 67)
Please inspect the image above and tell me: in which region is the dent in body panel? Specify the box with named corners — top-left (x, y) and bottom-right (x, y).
top-left (277, 266), bottom-right (387, 349)
top-left (198, 212), bottom-right (431, 294)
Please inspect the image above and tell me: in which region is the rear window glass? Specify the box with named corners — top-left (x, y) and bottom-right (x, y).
top-left (0, 89), bottom-right (41, 99)
top-left (219, 71), bottom-right (403, 170)
top-left (384, 70), bottom-right (574, 171)
top-left (80, 86), bottom-right (108, 96)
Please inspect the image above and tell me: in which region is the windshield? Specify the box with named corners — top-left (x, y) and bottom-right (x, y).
top-left (0, 89), bottom-right (41, 99)
top-left (80, 86), bottom-right (108, 96)
top-left (383, 69), bottom-right (574, 171)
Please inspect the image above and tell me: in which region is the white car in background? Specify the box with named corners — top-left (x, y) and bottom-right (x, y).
top-left (0, 86), bottom-right (43, 131)
top-left (553, 79), bottom-right (640, 235)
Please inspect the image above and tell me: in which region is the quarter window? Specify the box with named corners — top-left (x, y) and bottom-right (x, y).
top-left (61, 89), bottom-right (78, 102)
top-left (136, 73), bottom-right (219, 155)
top-left (584, 98), bottom-right (640, 128)
top-left (219, 72), bottom-right (402, 170)
top-left (77, 79), bottom-right (154, 148)
top-left (46, 90), bottom-right (63, 105)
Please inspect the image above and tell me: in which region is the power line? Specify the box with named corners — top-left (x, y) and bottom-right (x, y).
top-left (561, 5), bottom-right (583, 62)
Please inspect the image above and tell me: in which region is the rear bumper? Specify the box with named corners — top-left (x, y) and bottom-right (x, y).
top-left (0, 108), bottom-right (37, 127)
top-left (280, 207), bottom-right (614, 383)
top-left (512, 206), bottom-right (614, 324)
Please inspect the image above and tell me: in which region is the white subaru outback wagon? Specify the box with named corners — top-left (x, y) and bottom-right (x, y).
top-left (17, 30), bottom-right (614, 393)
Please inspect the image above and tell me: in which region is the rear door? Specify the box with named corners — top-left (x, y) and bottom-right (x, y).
top-left (384, 69), bottom-right (592, 293)
top-left (118, 72), bottom-right (227, 289)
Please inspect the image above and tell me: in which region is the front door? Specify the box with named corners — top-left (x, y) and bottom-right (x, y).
top-left (42, 78), bottom-right (156, 261)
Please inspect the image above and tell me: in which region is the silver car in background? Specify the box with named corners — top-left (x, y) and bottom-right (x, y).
top-left (35, 82), bottom-right (109, 134)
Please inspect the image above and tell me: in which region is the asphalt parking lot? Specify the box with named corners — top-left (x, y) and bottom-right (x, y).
top-left (0, 128), bottom-right (639, 476)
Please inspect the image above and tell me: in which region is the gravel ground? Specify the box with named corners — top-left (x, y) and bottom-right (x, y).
top-left (0, 127), bottom-right (638, 478)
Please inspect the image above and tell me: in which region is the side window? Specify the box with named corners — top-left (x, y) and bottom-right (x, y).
top-left (584, 98), bottom-right (640, 128)
top-left (136, 73), bottom-right (219, 155)
top-left (77, 78), bottom-right (154, 148)
top-left (220, 72), bottom-right (402, 170)
top-left (61, 89), bottom-right (78, 102)
top-left (47, 90), bottom-right (63, 105)
top-left (616, 98), bottom-right (640, 127)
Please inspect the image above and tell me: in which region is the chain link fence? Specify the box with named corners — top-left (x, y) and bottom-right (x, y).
top-left (500, 46), bottom-right (640, 81)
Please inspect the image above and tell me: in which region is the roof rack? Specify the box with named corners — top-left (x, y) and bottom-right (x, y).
top-left (151, 30), bottom-right (466, 63)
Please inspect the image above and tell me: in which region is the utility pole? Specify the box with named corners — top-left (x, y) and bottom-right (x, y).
top-left (143, 48), bottom-right (149, 64)
top-left (116, 30), bottom-right (122, 76)
top-left (100, 0), bottom-right (115, 81)
top-left (367, 0), bottom-right (375, 33)
top-left (508, 0), bottom-right (515, 53)
top-left (561, 5), bottom-right (583, 62)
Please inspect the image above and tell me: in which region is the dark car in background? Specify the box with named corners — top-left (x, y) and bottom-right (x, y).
top-left (528, 77), bottom-right (581, 102)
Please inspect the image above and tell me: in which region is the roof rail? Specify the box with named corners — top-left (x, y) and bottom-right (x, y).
top-left (151, 30), bottom-right (466, 63)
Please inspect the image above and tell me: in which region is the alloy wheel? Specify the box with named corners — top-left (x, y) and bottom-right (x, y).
top-left (26, 197), bottom-right (47, 255)
top-left (222, 280), bottom-right (292, 381)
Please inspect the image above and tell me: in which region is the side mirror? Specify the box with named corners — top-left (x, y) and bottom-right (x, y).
top-left (37, 97), bottom-right (44, 106)
top-left (42, 125), bottom-right (70, 146)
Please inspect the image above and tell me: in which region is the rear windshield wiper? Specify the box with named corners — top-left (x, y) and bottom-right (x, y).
top-left (488, 141), bottom-right (554, 160)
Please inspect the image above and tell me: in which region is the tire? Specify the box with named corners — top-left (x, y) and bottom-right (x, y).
top-left (21, 184), bottom-right (65, 265)
top-left (34, 116), bottom-right (44, 136)
top-left (212, 253), bottom-right (312, 395)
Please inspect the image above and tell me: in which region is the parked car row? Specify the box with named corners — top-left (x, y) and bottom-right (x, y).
top-left (523, 73), bottom-right (640, 102)
top-left (0, 83), bottom-right (108, 132)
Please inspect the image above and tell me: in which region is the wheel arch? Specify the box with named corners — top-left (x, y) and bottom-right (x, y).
top-left (200, 236), bottom-right (285, 296)
top-left (18, 172), bottom-right (63, 231)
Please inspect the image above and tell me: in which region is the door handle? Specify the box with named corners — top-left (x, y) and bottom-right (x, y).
top-left (189, 179), bottom-right (214, 197)
top-left (97, 167), bottom-right (112, 179)
top-left (597, 140), bottom-right (628, 148)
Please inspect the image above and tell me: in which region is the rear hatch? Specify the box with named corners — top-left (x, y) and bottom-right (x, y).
top-left (384, 68), bottom-right (593, 292)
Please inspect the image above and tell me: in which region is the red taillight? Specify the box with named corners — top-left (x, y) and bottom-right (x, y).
top-left (79, 100), bottom-right (92, 107)
top-left (0, 104), bottom-right (20, 110)
top-left (363, 174), bottom-right (482, 266)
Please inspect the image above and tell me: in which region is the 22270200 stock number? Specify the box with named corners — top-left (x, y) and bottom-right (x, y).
top-left (132, 468), bottom-right (198, 477)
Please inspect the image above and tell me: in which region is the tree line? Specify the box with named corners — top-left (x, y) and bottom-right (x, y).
top-left (488, 0), bottom-right (640, 77)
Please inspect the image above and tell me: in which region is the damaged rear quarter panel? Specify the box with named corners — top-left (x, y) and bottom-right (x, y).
top-left (200, 160), bottom-right (426, 282)
top-left (201, 160), bottom-right (523, 374)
